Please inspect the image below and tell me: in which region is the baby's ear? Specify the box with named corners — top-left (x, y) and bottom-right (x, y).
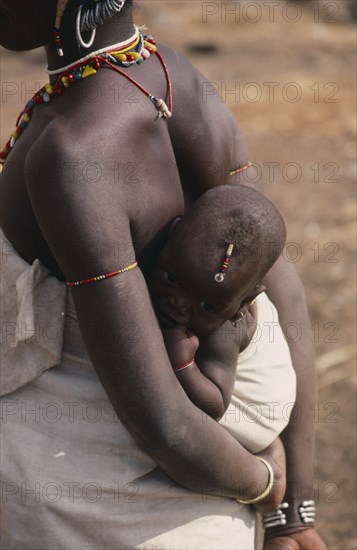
top-left (230, 285), bottom-right (266, 326)
top-left (248, 284), bottom-right (266, 303)
top-left (240, 284), bottom-right (266, 308)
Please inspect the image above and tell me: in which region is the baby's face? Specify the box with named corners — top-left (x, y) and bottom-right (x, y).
top-left (150, 223), bottom-right (254, 337)
top-left (151, 252), bottom-right (239, 336)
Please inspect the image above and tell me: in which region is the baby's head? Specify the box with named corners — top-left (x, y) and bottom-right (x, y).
top-left (151, 184), bottom-right (286, 336)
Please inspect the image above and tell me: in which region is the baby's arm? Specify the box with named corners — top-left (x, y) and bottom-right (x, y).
top-left (162, 318), bottom-right (249, 420)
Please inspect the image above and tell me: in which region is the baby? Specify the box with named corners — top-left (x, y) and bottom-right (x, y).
top-left (150, 184), bottom-right (296, 453)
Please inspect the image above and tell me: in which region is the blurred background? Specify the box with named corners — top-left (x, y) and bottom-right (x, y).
top-left (1, 1), bottom-right (356, 547)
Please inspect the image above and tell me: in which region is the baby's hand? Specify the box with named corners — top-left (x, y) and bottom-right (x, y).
top-left (162, 325), bottom-right (199, 368)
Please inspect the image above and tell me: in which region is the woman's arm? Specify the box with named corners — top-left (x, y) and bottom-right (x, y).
top-left (165, 49), bottom-right (324, 545)
top-left (24, 131), bottom-right (283, 508)
top-left (262, 257), bottom-right (324, 545)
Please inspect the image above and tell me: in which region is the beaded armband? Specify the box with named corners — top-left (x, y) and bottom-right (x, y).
top-left (173, 359), bottom-right (195, 373)
top-left (262, 500), bottom-right (316, 534)
top-left (228, 162), bottom-right (252, 176)
top-left (66, 262), bottom-right (138, 287)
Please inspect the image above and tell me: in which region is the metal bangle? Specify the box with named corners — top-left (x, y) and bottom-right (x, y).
top-left (236, 457), bottom-right (274, 505)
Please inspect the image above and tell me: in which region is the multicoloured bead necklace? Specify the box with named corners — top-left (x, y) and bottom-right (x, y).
top-left (47, 25), bottom-right (140, 75)
top-left (0, 31), bottom-right (172, 164)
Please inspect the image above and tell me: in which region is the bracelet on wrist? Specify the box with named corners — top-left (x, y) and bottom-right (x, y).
top-left (173, 358), bottom-right (195, 373)
top-left (236, 457), bottom-right (274, 505)
top-left (262, 499), bottom-right (316, 534)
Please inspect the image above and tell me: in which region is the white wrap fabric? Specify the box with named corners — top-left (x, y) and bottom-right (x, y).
top-left (0, 229), bottom-right (66, 396)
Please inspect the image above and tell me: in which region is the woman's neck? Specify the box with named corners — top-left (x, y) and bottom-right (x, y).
top-left (45, 2), bottom-right (135, 72)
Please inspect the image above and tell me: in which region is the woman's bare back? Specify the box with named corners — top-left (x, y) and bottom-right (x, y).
top-left (0, 43), bottom-right (250, 281)
top-left (0, 49), bottom-right (193, 279)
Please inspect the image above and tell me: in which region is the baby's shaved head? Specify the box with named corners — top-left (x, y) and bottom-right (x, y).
top-left (181, 184), bottom-right (286, 281)
top-left (152, 185), bottom-right (286, 335)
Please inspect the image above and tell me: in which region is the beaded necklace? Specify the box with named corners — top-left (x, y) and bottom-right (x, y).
top-left (47, 25), bottom-right (141, 75)
top-left (0, 31), bottom-right (172, 164)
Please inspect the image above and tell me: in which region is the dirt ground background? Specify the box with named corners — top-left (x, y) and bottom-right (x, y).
top-left (0, 1), bottom-right (356, 548)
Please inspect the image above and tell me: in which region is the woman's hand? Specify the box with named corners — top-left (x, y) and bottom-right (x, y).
top-left (254, 437), bottom-right (286, 514)
top-left (162, 325), bottom-right (199, 368)
top-left (264, 528), bottom-right (327, 549)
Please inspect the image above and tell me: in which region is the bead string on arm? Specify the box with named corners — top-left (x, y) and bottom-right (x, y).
top-left (228, 162), bottom-right (252, 176)
top-left (173, 359), bottom-right (196, 374)
top-left (66, 262), bottom-right (138, 287)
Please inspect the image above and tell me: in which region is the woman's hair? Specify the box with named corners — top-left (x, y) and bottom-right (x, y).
top-left (73, 0), bottom-right (133, 30)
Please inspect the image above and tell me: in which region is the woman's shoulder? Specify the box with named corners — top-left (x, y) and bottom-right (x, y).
top-left (157, 43), bottom-right (244, 194)
top-left (158, 43), bottom-right (236, 123)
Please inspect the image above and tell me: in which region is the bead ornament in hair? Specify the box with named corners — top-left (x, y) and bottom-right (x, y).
top-left (54, 0), bottom-right (70, 56)
top-left (214, 244), bottom-right (234, 283)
